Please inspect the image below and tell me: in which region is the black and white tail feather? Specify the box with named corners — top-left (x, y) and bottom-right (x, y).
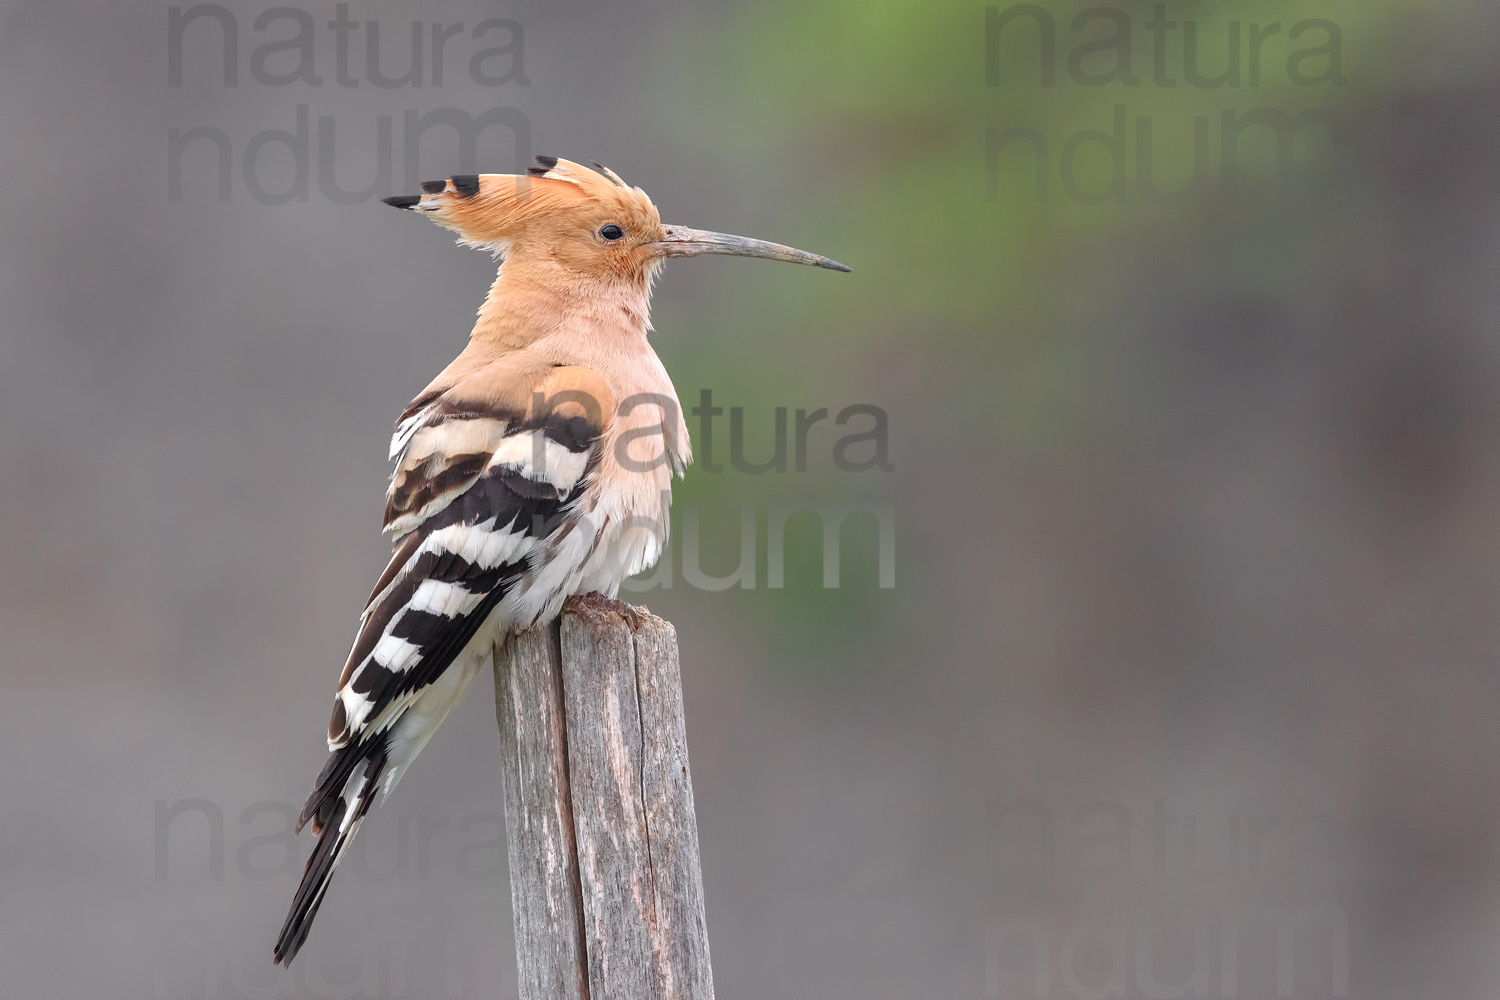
top-left (273, 376), bottom-right (602, 966)
top-left (272, 740), bottom-right (388, 964)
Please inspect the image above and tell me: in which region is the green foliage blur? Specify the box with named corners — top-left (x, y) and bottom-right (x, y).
top-left (622, 0), bottom-right (1480, 679)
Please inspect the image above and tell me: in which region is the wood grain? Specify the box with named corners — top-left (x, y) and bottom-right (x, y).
top-left (493, 601), bottom-right (714, 1000)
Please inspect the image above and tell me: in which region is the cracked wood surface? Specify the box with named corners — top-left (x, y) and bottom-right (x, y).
top-left (494, 602), bottom-right (714, 1000)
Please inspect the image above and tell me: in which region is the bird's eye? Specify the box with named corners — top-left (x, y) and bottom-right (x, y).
top-left (599, 224), bottom-right (625, 242)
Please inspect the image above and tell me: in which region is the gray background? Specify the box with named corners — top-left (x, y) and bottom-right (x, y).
top-left (2, 1), bottom-right (1497, 997)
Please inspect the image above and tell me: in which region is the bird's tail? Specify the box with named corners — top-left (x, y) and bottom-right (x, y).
top-left (272, 736), bottom-right (389, 966)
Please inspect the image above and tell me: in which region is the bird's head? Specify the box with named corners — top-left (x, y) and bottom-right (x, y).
top-left (383, 156), bottom-right (849, 286)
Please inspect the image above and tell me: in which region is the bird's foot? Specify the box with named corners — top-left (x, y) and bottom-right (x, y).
top-left (565, 591), bottom-right (646, 631)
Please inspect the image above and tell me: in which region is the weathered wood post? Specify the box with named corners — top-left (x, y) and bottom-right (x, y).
top-left (493, 598), bottom-right (715, 1000)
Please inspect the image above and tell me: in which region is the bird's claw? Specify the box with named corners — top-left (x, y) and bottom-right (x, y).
top-left (565, 591), bottom-right (646, 631)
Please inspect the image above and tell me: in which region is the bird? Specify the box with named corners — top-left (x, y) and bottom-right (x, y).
top-left (272, 155), bottom-right (848, 965)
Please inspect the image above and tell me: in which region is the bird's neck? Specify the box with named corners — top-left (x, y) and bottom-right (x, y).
top-left (469, 258), bottom-right (654, 353)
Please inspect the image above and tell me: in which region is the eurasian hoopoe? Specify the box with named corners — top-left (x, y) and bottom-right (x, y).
top-left (273, 156), bottom-right (848, 965)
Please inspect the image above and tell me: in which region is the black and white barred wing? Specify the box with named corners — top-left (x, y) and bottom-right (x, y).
top-left (328, 365), bottom-right (607, 753)
top-left (274, 364), bottom-right (608, 966)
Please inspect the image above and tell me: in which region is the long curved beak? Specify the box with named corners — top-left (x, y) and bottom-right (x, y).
top-left (652, 225), bottom-right (851, 272)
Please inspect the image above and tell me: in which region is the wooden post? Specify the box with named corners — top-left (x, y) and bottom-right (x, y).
top-left (493, 600), bottom-right (715, 1000)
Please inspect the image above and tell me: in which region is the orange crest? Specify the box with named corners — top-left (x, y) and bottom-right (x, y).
top-left (388, 158), bottom-right (664, 281)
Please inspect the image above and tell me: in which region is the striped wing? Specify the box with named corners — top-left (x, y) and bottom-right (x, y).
top-left (276, 365), bottom-right (607, 964)
top-left (325, 366), bottom-right (605, 752)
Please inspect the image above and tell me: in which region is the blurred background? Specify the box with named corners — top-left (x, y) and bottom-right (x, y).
top-left (2, 0), bottom-right (1497, 996)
